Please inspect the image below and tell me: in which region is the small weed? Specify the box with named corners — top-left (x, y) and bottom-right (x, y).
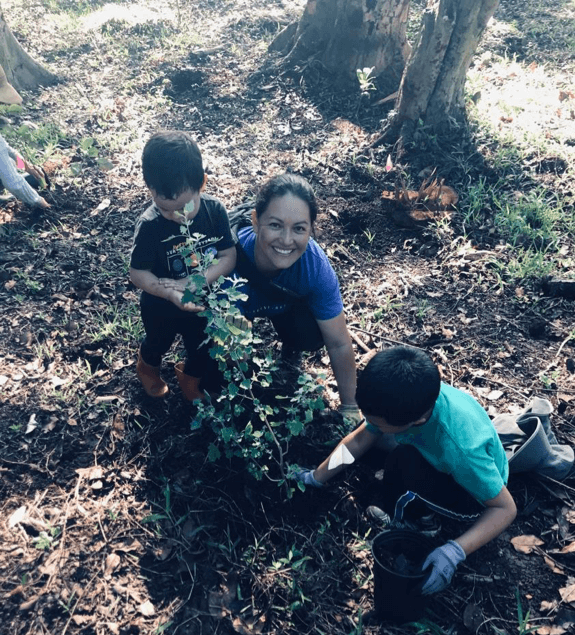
top-left (515, 588), bottom-right (538, 635)
top-left (15, 270), bottom-right (44, 294)
top-left (58, 591), bottom-right (76, 614)
top-left (347, 609), bottom-right (363, 635)
top-left (153, 622), bottom-right (173, 635)
top-left (33, 525), bottom-right (61, 550)
top-left (408, 618), bottom-right (447, 634)
top-left (371, 295), bottom-right (402, 321)
top-left (1, 120), bottom-right (66, 166)
top-left (362, 228), bottom-right (376, 245)
top-left (87, 303), bottom-right (143, 343)
top-left (539, 369), bottom-right (559, 390)
top-left (414, 298), bottom-right (431, 320)
top-left (356, 67), bottom-right (376, 95)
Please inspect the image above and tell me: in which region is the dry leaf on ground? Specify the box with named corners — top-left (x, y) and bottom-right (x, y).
top-left (559, 584), bottom-right (575, 605)
top-left (537, 626), bottom-right (566, 634)
top-left (511, 535), bottom-right (544, 554)
top-left (138, 600), bottom-right (155, 616)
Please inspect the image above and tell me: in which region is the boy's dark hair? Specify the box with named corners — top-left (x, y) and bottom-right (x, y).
top-left (255, 173), bottom-right (318, 223)
top-left (142, 131), bottom-right (204, 199)
top-left (356, 346), bottom-right (441, 426)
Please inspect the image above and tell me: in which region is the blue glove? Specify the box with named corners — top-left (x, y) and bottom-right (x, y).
top-left (288, 468), bottom-right (323, 488)
top-left (421, 540), bottom-right (466, 595)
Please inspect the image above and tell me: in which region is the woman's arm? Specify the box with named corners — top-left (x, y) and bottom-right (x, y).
top-left (204, 245), bottom-right (237, 285)
top-left (130, 268), bottom-right (203, 312)
top-left (317, 311), bottom-right (357, 407)
top-left (454, 486), bottom-right (517, 556)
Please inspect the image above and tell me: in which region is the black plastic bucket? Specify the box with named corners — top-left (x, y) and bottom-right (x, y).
top-left (371, 529), bottom-right (435, 623)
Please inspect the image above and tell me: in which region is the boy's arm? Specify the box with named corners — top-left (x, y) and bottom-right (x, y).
top-left (454, 485), bottom-right (517, 556)
top-left (129, 267), bottom-right (203, 312)
top-left (421, 485), bottom-right (516, 595)
top-left (311, 423), bottom-right (377, 484)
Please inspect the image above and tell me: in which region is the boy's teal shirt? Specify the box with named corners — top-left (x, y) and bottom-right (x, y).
top-left (365, 383), bottom-right (508, 504)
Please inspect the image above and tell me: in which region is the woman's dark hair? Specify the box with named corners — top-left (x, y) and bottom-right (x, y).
top-left (142, 131), bottom-right (204, 199)
top-left (255, 173), bottom-right (318, 223)
top-left (356, 346), bottom-right (441, 426)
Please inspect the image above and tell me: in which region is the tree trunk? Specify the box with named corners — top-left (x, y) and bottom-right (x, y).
top-left (0, 4), bottom-right (57, 92)
top-left (374, 0), bottom-right (499, 145)
top-left (270, 0), bottom-right (411, 85)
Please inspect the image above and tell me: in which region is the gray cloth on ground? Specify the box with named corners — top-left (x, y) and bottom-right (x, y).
top-left (492, 397), bottom-right (573, 480)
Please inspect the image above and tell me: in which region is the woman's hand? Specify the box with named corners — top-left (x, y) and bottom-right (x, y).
top-left (338, 404), bottom-right (363, 426)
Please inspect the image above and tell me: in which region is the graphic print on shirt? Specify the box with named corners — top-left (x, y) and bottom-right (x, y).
top-left (165, 238), bottom-right (221, 279)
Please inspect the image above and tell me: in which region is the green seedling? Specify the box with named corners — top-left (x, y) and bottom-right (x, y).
top-left (357, 66), bottom-right (376, 94)
top-left (408, 618), bottom-right (447, 634)
top-left (515, 588), bottom-right (538, 635)
top-left (58, 591), bottom-right (76, 614)
top-left (174, 223), bottom-right (326, 490)
top-left (539, 369), bottom-right (559, 390)
top-left (153, 622), bottom-right (173, 635)
top-left (363, 228), bottom-right (376, 245)
top-left (33, 525), bottom-right (61, 550)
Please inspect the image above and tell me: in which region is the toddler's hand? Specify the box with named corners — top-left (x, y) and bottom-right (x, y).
top-left (166, 288), bottom-right (203, 312)
top-left (159, 278), bottom-right (189, 292)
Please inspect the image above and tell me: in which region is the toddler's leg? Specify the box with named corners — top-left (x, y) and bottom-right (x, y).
top-left (176, 313), bottom-right (213, 401)
top-left (137, 299), bottom-right (178, 397)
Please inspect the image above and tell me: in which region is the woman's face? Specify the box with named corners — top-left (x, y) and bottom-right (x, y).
top-left (253, 194), bottom-right (312, 276)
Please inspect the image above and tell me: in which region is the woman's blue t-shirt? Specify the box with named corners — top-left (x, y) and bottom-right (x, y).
top-left (236, 227), bottom-right (343, 321)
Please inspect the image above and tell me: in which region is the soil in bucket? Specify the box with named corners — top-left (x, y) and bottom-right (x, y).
top-left (371, 529), bottom-right (437, 623)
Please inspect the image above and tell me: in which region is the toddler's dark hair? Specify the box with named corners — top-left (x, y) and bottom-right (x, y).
top-left (142, 131), bottom-right (204, 199)
top-left (255, 173), bottom-right (318, 223)
top-left (356, 346), bottom-right (440, 426)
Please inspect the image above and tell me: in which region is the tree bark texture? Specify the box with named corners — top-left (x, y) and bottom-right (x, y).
top-left (395, 0), bottom-right (499, 127)
top-left (0, 5), bottom-right (57, 92)
top-left (271, 0), bottom-right (411, 83)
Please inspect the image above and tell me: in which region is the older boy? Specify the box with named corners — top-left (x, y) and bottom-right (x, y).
top-left (130, 131), bottom-right (236, 400)
top-left (293, 346), bottom-right (516, 595)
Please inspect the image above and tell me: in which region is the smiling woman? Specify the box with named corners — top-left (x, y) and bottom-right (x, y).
top-left (234, 173), bottom-right (361, 421)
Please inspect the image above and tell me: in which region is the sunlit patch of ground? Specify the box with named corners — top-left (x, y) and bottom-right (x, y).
top-left (470, 53), bottom-right (575, 149)
top-left (80, 2), bottom-right (175, 31)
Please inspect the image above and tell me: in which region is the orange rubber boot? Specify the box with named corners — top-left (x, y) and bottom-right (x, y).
top-left (174, 362), bottom-right (205, 402)
top-left (136, 351), bottom-right (169, 398)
